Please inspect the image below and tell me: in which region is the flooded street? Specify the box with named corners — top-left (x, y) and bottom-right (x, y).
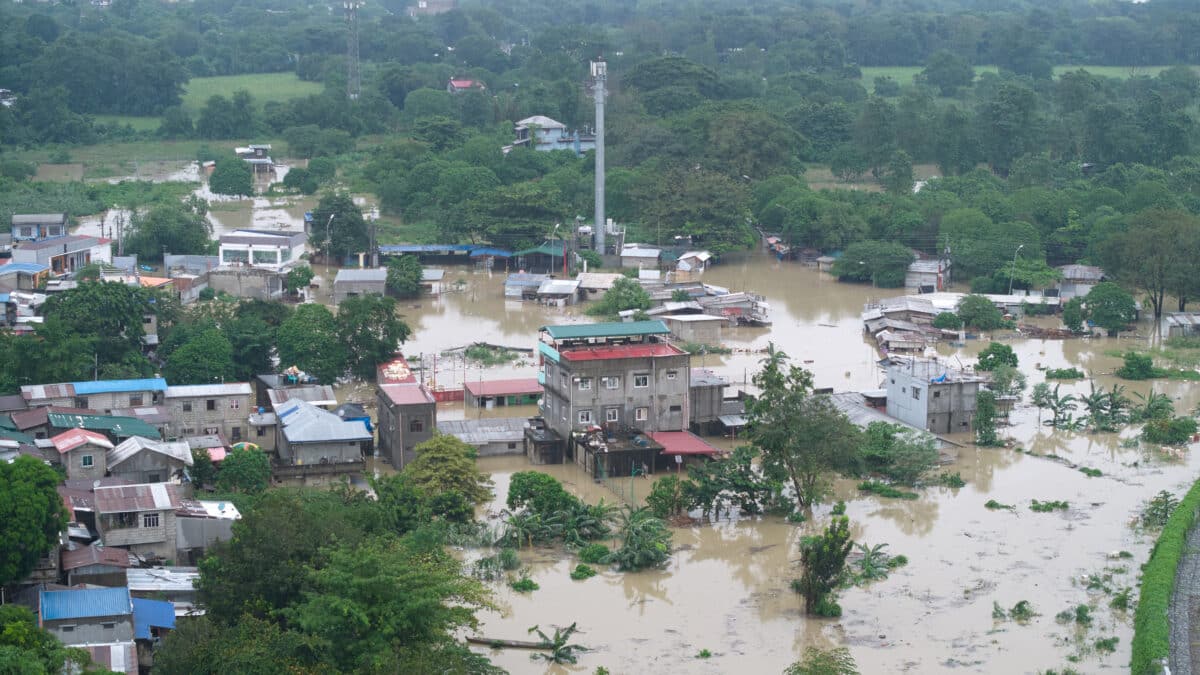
top-left (406, 253), bottom-right (1200, 674)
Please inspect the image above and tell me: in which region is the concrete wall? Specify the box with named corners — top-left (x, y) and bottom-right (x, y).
top-left (375, 395), bottom-right (435, 469)
top-left (108, 452), bottom-right (187, 484)
top-left (166, 393), bottom-right (251, 441)
top-left (207, 268), bottom-right (285, 300)
top-left (333, 280), bottom-right (386, 304)
top-left (45, 616), bottom-right (132, 646)
top-left (886, 368), bottom-right (978, 434)
top-left (64, 445), bottom-right (108, 481)
top-left (664, 318), bottom-right (723, 344)
top-left (280, 439), bottom-right (365, 466)
top-left (541, 353), bottom-right (691, 438)
top-left (102, 510), bottom-right (177, 561)
top-left (689, 383), bottom-right (724, 425)
top-left (474, 438), bottom-right (525, 456)
top-left (54, 390), bottom-right (162, 413)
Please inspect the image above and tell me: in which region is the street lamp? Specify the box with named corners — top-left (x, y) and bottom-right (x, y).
top-left (1008, 244), bottom-right (1025, 295)
top-left (553, 222), bottom-right (566, 276)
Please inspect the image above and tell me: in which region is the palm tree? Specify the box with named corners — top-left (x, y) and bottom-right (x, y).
top-left (503, 512), bottom-right (537, 548)
top-left (1106, 384), bottom-right (1130, 425)
top-left (1132, 390), bottom-right (1174, 422)
top-left (1080, 383), bottom-right (1111, 432)
top-left (855, 543), bottom-right (891, 580)
top-left (1047, 384), bottom-right (1077, 428)
top-left (528, 623), bottom-right (588, 664)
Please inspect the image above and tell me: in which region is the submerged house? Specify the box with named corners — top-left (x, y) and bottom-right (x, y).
top-left (884, 357), bottom-right (984, 435)
top-left (464, 378), bottom-right (542, 409)
top-left (511, 115), bottom-right (595, 155)
top-left (274, 398), bottom-right (372, 479)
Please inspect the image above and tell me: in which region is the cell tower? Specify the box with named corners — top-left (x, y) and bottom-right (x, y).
top-left (345, 0), bottom-right (363, 100)
top-left (590, 59), bottom-right (607, 254)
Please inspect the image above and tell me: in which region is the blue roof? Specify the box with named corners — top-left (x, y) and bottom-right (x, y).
top-left (132, 598), bottom-right (175, 639)
top-left (0, 262), bottom-right (50, 275)
top-left (379, 244), bottom-right (476, 254)
top-left (72, 378), bottom-right (168, 395)
top-left (469, 247), bottom-right (513, 258)
top-left (41, 587), bottom-right (132, 621)
top-left (0, 294), bottom-right (9, 303)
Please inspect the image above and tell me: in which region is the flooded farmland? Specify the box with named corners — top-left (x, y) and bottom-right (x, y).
top-left (391, 254), bottom-right (1200, 674)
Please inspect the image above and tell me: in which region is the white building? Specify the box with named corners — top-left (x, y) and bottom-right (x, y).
top-left (218, 230), bottom-right (306, 271)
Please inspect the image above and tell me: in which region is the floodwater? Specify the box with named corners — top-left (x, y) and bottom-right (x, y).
top-left (417, 254), bottom-right (1200, 674)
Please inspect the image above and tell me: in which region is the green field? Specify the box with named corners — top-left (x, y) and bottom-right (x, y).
top-left (860, 64), bottom-right (1192, 92)
top-left (181, 73), bottom-right (323, 113)
top-left (93, 114), bottom-right (161, 132)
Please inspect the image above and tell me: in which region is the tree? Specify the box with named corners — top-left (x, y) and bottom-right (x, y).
top-left (403, 435), bottom-right (493, 505)
top-left (831, 241), bottom-right (915, 288)
top-left (586, 277), bottom-right (651, 316)
top-left (956, 295), bottom-right (1004, 331)
top-left (507, 471), bottom-right (578, 515)
top-left (386, 255), bottom-right (423, 298)
top-left (1063, 297), bottom-right (1085, 332)
top-left (988, 363), bottom-right (1027, 399)
top-left (209, 156), bottom-right (254, 197)
top-left (646, 475), bottom-right (690, 519)
top-left (216, 447), bottom-right (270, 494)
top-left (125, 202), bottom-right (212, 261)
top-left (276, 304), bottom-right (347, 384)
top-left (785, 646), bottom-right (859, 675)
top-left (0, 457), bottom-right (67, 586)
top-left (196, 92), bottom-right (258, 139)
top-left (882, 150), bottom-right (914, 195)
top-left (191, 448), bottom-right (216, 488)
top-left (164, 328), bottom-right (235, 385)
top-left (610, 506), bottom-right (672, 571)
top-left (311, 193), bottom-right (369, 262)
top-left (154, 614), bottom-right (323, 675)
top-left (974, 390), bottom-right (999, 446)
top-left (337, 295), bottom-right (411, 380)
top-left (856, 423), bottom-right (938, 486)
top-left (1083, 282), bottom-right (1137, 336)
top-left (795, 516), bottom-right (853, 616)
top-left (976, 343), bottom-right (1018, 371)
top-left (285, 265), bottom-right (314, 295)
top-left (42, 281), bottom-right (162, 367)
top-left (748, 345), bottom-right (861, 509)
top-left (920, 51), bottom-right (974, 96)
top-left (0, 605), bottom-right (107, 674)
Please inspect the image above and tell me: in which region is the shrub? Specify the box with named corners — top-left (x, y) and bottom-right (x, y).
top-left (696, 649), bottom-right (712, 659)
top-left (1133, 477), bottom-right (1200, 674)
top-left (1141, 491), bottom-right (1179, 529)
top-left (1030, 500), bottom-right (1069, 512)
top-left (1010, 600), bottom-right (1037, 622)
top-left (1078, 467), bottom-right (1102, 478)
top-left (831, 500), bottom-right (846, 515)
top-left (857, 480), bottom-right (918, 500)
top-left (957, 294), bottom-right (1004, 330)
top-left (985, 499), bottom-right (1014, 510)
top-left (509, 575), bottom-right (539, 593)
top-left (578, 543), bottom-right (611, 564)
top-left (1095, 636), bottom-right (1119, 653)
top-left (933, 312), bottom-right (961, 330)
top-left (977, 342), bottom-right (1018, 371)
top-left (1142, 416), bottom-right (1198, 445)
top-left (570, 564), bottom-right (597, 580)
top-left (1045, 368), bottom-right (1084, 379)
top-left (937, 473), bottom-right (966, 488)
top-left (1117, 352), bottom-right (1162, 380)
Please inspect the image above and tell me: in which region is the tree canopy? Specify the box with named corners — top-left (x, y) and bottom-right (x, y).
top-left (0, 457), bottom-right (67, 586)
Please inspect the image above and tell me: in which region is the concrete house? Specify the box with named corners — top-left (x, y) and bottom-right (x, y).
top-left (164, 383), bottom-right (252, 442)
top-left (106, 436), bottom-right (192, 484)
top-left (688, 368), bottom-right (730, 429)
top-left (12, 235), bottom-right (111, 275)
top-left (0, 262), bottom-right (50, 291)
top-left (11, 213), bottom-right (68, 242)
top-left (885, 357), bottom-right (984, 434)
top-left (333, 267), bottom-right (387, 303)
top-left (218, 229), bottom-right (305, 271)
top-left (52, 429), bottom-right (113, 481)
top-left (437, 418), bottom-right (528, 456)
top-left (660, 314), bottom-right (728, 345)
top-left (235, 144), bottom-right (273, 174)
top-left (39, 587), bottom-right (135, 646)
top-left (274, 398), bottom-right (372, 479)
top-left (538, 321), bottom-right (691, 439)
top-left (512, 115), bottom-right (595, 154)
top-left (95, 482), bottom-right (182, 560)
top-left (376, 383), bottom-right (435, 469)
top-left (465, 378), bottom-right (542, 409)
top-left (22, 378), bottom-right (168, 413)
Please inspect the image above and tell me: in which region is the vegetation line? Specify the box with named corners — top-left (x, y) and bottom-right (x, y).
top-left (1131, 477), bottom-right (1200, 674)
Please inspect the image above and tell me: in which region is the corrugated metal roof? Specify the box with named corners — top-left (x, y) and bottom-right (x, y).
top-left (0, 262), bottom-right (50, 275)
top-left (334, 267), bottom-right (387, 283)
top-left (465, 378), bottom-right (542, 397)
top-left (537, 278), bottom-right (581, 295)
top-left (12, 213), bottom-right (67, 225)
top-left (649, 431), bottom-right (721, 456)
top-left (437, 418), bottom-right (527, 445)
top-left (576, 273), bottom-right (623, 290)
top-left (560, 343), bottom-right (686, 361)
top-left (48, 413), bottom-right (161, 440)
top-left (40, 587), bottom-right (132, 621)
top-left (421, 268), bottom-right (445, 281)
top-left (164, 383), bottom-right (251, 398)
top-left (268, 385), bottom-right (336, 408)
top-left (61, 544), bottom-right (132, 571)
top-left (621, 246), bottom-right (661, 258)
top-left (107, 436), bottom-right (193, 468)
top-left (505, 273), bottom-right (549, 287)
top-left (16, 235), bottom-right (96, 251)
top-left (72, 378), bottom-right (167, 395)
top-left (379, 384), bottom-right (435, 406)
top-left (275, 398), bottom-right (372, 444)
top-left (127, 567), bottom-right (200, 593)
top-left (94, 483), bottom-right (181, 513)
top-left (541, 320), bottom-right (670, 340)
top-left (51, 429), bottom-right (114, 454)
top-left (468, 247), bottom-right (512, 258)
top-left (133, 598), bottom-right (175, 639)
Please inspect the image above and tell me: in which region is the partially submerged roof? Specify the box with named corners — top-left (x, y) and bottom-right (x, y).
top-left (165, 383), bottom-right (251, 398)
top-left (541, 320), bottom-right (670, 340)
top-left (275, 398), bottom-right (372, 444)
top-left (437, 418), bottom-right (527, 445)
top-left (537, 278), bottom-right (581, 295)
top-left (40, 587), bottom-right (132, 621)
top-left (464, 378), bottom-right (542, 398)
top-left (576, 272), bottom-right (624, 291)
top-left (421, 268), bottom-right (445, 282)
top-left (334, 267), bottom-right (387, 283)
top-left (107, 436), bottom-right (193, 468)
top-left (505, 272), bottom-right (549, 287)
top-left (51, 429), bottom-right (114, 454)
top-left (648, 431), bottom-right (722, 456)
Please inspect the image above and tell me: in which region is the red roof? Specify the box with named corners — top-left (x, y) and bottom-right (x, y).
top-left (94, 483), bottom-right (181, 514)
top-left (377, 356), bottom-right (417, 384)
top-left (380, 384), bottom-right (435, 406)
top-left (465, 378), bottom-right (542, 397)
top-left (206, 446), bottom-right (227, 462)
top-left (449, 79), bottom-right (481, 88)
top-left (61, 544), bottom-right (132, 571)
top-left (560, 343), bottom-right (686, 362)
top-left (649, 431), bottom-right (722, 456)
top-left (51, 429), bottom-right (113, 454)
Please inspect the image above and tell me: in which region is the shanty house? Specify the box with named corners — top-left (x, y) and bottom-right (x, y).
top-left (504, 272), bottom-right (549, 299)
top-left (164, 383), bottom-right (252, 443)
top-left (1162, 312), bottom-right (1200, 338)
top-left (52, 429), bottom-right (113, 481)
top-left (95, 482), bottom-right (182, 560)
top-left (1056, 264), bottom-right (1105, 300)
top-left (620, 245), bottom-right (661, 269)
top-left (905, 258), bottom-right (951, 293)
top-left (437, 418), bottom-right (527, 456)
top-left (333, 267), bottom-right (387, 303)
top-left (62, 544), bottom-right (132, 586)
top-left (274, 398), bottom-right (371, 478)
top-left (106, 436), bottom-right (193, 484)
top-left (421, 268), bottom-right (445, 294)
top-left (537, 277), bottom-right (581, 305)
top-left (22, 378), bottom-right (168, 413)
top-left (465, 378), bottom-right (542, 408)
top-left (11, 213), bottom-right (68, 242)
top-left (376, 383), bottom-right (435, 469)
top-left (39, 587), bottom-right (134, 646)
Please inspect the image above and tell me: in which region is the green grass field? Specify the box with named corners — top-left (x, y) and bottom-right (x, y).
top-left (181, 73), bottom-right (322, 113)
top-left (93, 114), bottom-right (161, 133)
top-left (860, 64), bottom-right (1191, 92)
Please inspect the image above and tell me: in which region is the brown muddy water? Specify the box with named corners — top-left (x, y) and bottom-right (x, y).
top-left (399, 253), bottom-right (1200, 674)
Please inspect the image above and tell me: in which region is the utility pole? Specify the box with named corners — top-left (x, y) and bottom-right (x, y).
top-left (590, 59), bottom-right (607, 254)
top-left (344, 1), bottom-right (363, 100)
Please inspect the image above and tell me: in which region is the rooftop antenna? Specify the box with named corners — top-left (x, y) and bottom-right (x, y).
top-left (590, 59), bottom-right (607, 254)
top-left (345, 1), bottom-right (363, 100)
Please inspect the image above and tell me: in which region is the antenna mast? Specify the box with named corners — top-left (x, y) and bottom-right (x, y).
top-left (590, 59), bottom-right (607, 255)
top-left (345, 1), bottom-right (363, 100)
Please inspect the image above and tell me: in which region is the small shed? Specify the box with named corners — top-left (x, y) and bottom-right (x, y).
top-left (420, 268), bottom-right (445, 294)
top-left (906, 258), bottom-right (951, 293)
top-left (576, 273), bottom-right (623, 294)
top-left (436, 418), bottom-right (528, 456)
top-left (504, 273), bottom-right (548, 300)
top-left (62, 544), bottom-right (132, 587)
top-left (816, 255), bottom-right (837, 273)
top-left (1162, 312), bottom-right (1200, 338)
top-left (537, 277), bottom-right (581, 305)
top-left (332, 268), bottom-right (387, 303)
top-left (648, 431), bottom-right (723, 471)
top-left (1057, 264), bottom-right (1105, 300)
top-left (464, 378), bottom-right (543, 408)
top-left (620, 245), bottom-right (661, 269)
top-left (660, 314), bottom-right (729, 345)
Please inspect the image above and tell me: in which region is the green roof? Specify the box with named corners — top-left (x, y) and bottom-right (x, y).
top-left (514, 241), bottom-right (565, 257)
top-left (47, 413), bottom-right (161, 440)
top-left (0, 427), bottom-right (34, 444)
top-left (541, 320), bottom-right (670, 340)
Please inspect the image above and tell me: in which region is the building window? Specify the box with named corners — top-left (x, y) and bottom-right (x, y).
top-left (102, 623), bottom-right (115, 630)
top-left (669, 405), bottom-right (682, 412)
top-left (560, 373), bottom-right (567, 387)
top-left (143, 513), bottom-right (160, 528)
top-left (148, 473), bottom-right (161, 483)
top-left (231, 427), bottom-right (242, 441)
top-left (204, 427), bottom-right (219, 435)
top-left (604, 376), bottom-right (620, 389)
top-left (508, 442), bottom-right (517, 450)
top-left (605, 408), bottom-right (619, 423)
top-left (129, 394), bottom-right (143, 406)
top-left (578, 377), bottom-right (592, 391)
top-left (257, 426), bottom-right (266, 437)
top-left (81, 455), bottom-right (94, 468)
top-left (578, 410), bottom-right (592, 424)
top-left (182, 428), bottom-right (194, 435)
top-left (666, 370), bottom-right (677, 380)
top-left (634, 374), bottom-right (649, 388)
top-left (912, 387), bottom-right (921, 401)
top-left (182, 402), bottom-right (192, 412)
top-left (635, 407), bottom-right (648, 421)
top-left (230, 399), bottom-right (241, 410)
top-left (409, 418), bottom-right (424, 433)
top-left (61, 626), bottom-right (74, 633)
top-left (933, 391), bottom-right (941, 398)
top-left (206, 399), bottom-right (216, 411)
top-left (74, 397), bottom-right (88, 409)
